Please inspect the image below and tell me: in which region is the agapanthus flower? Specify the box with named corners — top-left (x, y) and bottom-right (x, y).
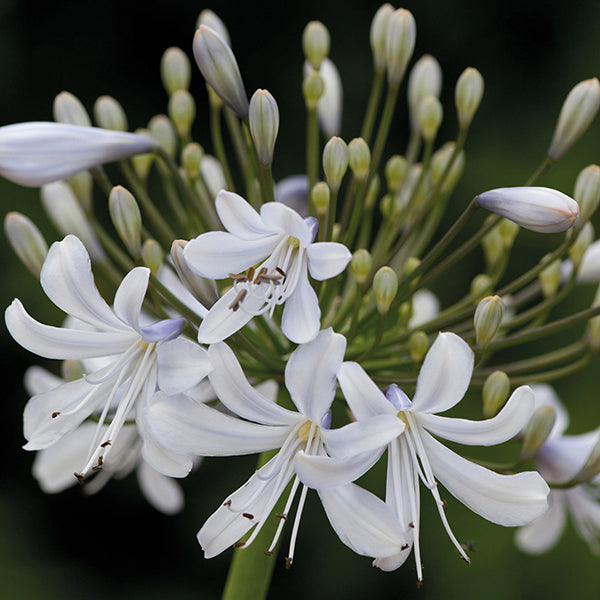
top-left (144, 329), bottom-right (408, 566)
top-left (516, 384), bottom-right (600, 555)
top-left (5, 235), bottom-right (211, 481)
top-left (296, 332), bottom-right (549, 582)
top-left (184, 191), bottom-right (352, 344)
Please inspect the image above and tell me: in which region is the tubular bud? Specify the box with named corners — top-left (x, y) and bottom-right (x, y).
top-left (182, 143), bottom-right (204, 176)
top-left (302, 21), bottom-right (330, 70)
top-left (303, 71), bottom-right (325, 109)
top-left (171, 240), bottom-right (219, 307)
top-left (168, 90), bottom-right (196, 139)
top-left (161, 47), bottom-right (192, 95)
top-left (370, 3), bottom-right (394, 72)
top-left (385, 155), bottom-right (408, 193)
top-left (149, 114), bottom-right (178, 157)
top-left (418, 95), bottom-right (443, 142)
top-left (196, 10), bottom-right (231, 47)
top-left (94, 95), bottom-right (128, 132)
top-left (311, 181), bottom-right (330, 216)
top-left (109, 186), bottom-right (142, 257)
top-left (142, 239), bottom-right (164, 275)
top-left (131, 128), bottom-right (155, 181)
top-left (474, 295), bottom-right (504, 350)
top-left (249, 89), bottom-right (280, 166)
top-left (408, 54), bottom-right (443, 131)
top-left (455, 67), bottom-right (484, 129)
top-left (305, 58), bottom-right (343, 137)
top-left (482, 226), bottom-right (505, 270)
top-left (568, 221), bottom-right (594, 271)
top-left (348, 138), bottom-right (371, 181)
top-left (67, 171), bottom-right (93, 213)
top-left (520, 405), bottom-right (556, 461)
top-left (470, 274), bottom-right (493, 300)
top-left (409, 331), bottom-right (430, 362)
top-left (574, 164), bottom-right (600, 225)
top-left (323, 136), bottom-right (349, 193)
top-left (539, 256), bottom-right (562, 298)
top-left (373, 266), bottom-right (398, 314)
top-left (351, 249), bottom-right (372, 284)
top-left (53, 91), bottom-right (92, 127)
top-left (4, 212), bottom-right (48, 278)
top-left (385, 8), bottom-right (416, 85)
top-left (498, 218), bottom-right (520, 247)
top-left (482, 371), bottom-right (510, 418)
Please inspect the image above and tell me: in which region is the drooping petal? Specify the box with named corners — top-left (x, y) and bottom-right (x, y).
top-left (411, 332), bottom-right (474, 414)
top-left (260, 201), bottom-right (314, 246)
top-left (306, 242), bottom-right (352, 280)
top-left (215, 190), bottom-right (275, 239)
top-left (23, 366), bottom-right (63, 395)
top-left (157, 338), bottom-right (212, 395)
top-left (515, 491), bottom-right (567, 554)
top-left (421, 430), bottom-right (549, 526)
top-left (284, 328), bottom-right (346, 421)
top-left (137, 462), bottom-right (184, 515)
top-left (417, 385), bottom-right (534, 446)
top-left (113, 267), bottom-right (150, 332)
top-left (280, 269), bottom-right (321, 344)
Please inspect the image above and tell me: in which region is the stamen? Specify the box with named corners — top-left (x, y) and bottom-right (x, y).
top-left (253, 267), bottom-right (267, 284)
top-left (100, 440), bottom-right (111, 448)
top-left (242, 513), bottom-right (254, 519)
top-left (233, 541), bottom-right (246, 549)
top-left (51, 411), bottom-right (60, 418)
top-left (228, 288), bottom-right (247, 312)
top-left (247, 266), bottom-right (256, 281)
top-left (74, 472), bottom-right (85, 484)
top-left (285, 557), bottom-right (293, 570)
top-left (229, 272), bottom-right (248, 282)
top-left (275, 267), bottom-right (286, 277)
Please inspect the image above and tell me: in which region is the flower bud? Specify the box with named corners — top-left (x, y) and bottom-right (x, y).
top-left (539, 256), bottom-right (562, 298)
top-left (148, 114), bottom-right (178, 157)
top-left (365, 174), bottom-right (380, 210)
top-left (403, 257), bottom-right (421, 277)
top-left (498, 217), bottom-right (520, 247)
top-left (385, 155), bottom-right (408, 193)
top-left (67, 171), bottom-right (93, 213)
top-left (323, 136), bottom-right (349, 193)
top-left (574, 434), bottom-right (600, 483)
top-left (311, 181), bottom-right (330, 216)
top-left (475, 186), bottom-right (579, 233)
top-left (249, 89), bottom-right (279, 166)
top-left (305, 58), bottom-right (343, 137)
top-left (94, 95), bottom-right (128, 132)
top-left (302, 21), bottom-right (330, 70)
top-left (474, 295), bottom-right (503, 349)
top-left (351, 249), bottom-right (372, 284)
top-left (193, 25), bottom-right (248, 118)
top-left (370, 4), bottom-right (394, 72)
top-left (455, 67), bottom-right (484, 128)
top-left (587, 313), bottom-right (600, 351)
top-left (408, 54), bottom-right (443, 131)
top-left (109, 186), bottom-right (142, 256)
top-left (482, 226), bottom-right (505, 270)
top-left (53, 91), bottom-right (92, 127)
top-left (568, 221), bottom-right (594, 271)
top-left (200, 155), bottom-right (227, 198)
top-left (168, 90), bottom-right (196, 139)
top-left (574, 164), bottom-right (600, 225)
top-left (196, 10), bottom-right (231, 47)
top-left (348, 138), bottom-right (371, 181)
top-left (142, 239), bottom-right (164, 275)
top-left (418, 95), bottom-right (443, 142)
top-left (182, 142), bottom-right (204, 176)
top-left (409, 331), bottom-right (430, 362)
top-left (430, 142), bottom-right (465, 194)
top-left (520, 405), bottom-right (556, 461)
top-left (470, 274), bottom-right (493, 300)
top-left (302, 71), bottom-right (325, 109)
top-left (482, 371), bottom-right (510, 418)
top-left (171, 240), bottom-right (219, 307)
top-left (131, 128), bottom-right (155, 181)
top-left (373, 266), bottom-right (398, 314)
top-left (548, 78), bottom-right (600, 161)
top-left (385, 9), bottom-right (416, 85)
top-left (4, 212), bottom-right (48, 278)
top-left (161, 47), bottom-right (192, 95)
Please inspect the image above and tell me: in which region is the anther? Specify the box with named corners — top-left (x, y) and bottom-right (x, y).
top-left (100, 440), bottom-right (111, 448)
top-left (247, 266), bottom-right (256, 281)
top-left (275, 513), bottom-right (287, 520)
top-left (242, 513), bottom-right (254, 520)
top-left (409, 522), bottom-right (415, 528)
top-left (401, 544), bottom-right (409, 551)
top-left (74, 472), bottom-right (85, 484)
top-left (253, 267), bottom-right (267, 284)
top-left (442, 499), bottom-right (447, 510)
top-left (229, 272), bottom-right (248, 282)
top-left (285, 557), bottom-right (293, 569)
top-left (51, 412), bottom-right (60, 418)
top-left (233, 541), bottom-right (246, 549)
top-left (258, 274), bottom-right (282, 285)
top-left (91, 456), bottom-right (104, 471)
top-left (223, 500), bottom-right (232, 507)
top-left (263, 550), bottom-right (274, 556)
top-left (228, 288), bottom-right (248, 312)
top-left (276, 267), bottom-right (286, 277)
top-left (460, 555), bottom-right (471, 565)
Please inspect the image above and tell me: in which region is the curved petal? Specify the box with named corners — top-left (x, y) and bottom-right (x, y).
top-left (409, 289), bottom-right (440, 329)
top-left (5, 299), bottom-right (137, 359)
top-left (40, 235), bottom-right (127, 331)
top-left (417, 385), bottom-right (534, 446)
top-left (307, 242), bottom-right (352, 281)
top-left (284, 328), bottom-right (346, 421)
top-left (184, 231), bottom-right (280, 279)
top-left (208, 342), bottom-right (299, 425)
top-left (24, 366), bottom-right (63, 395)
top-left (260, 201), bottom-right (314, 246)
top-left (113, 267), bottom-right (150, 332)
top-left (337, 362), bottom-right (396, 420)
top-left (514, 491), bottom-right (566, 554)
top-left (137, 462), bottom-right (184, 515)
top-left (421, 430), bottom-right (549, 526)
top-left (411, 332), bottom-right (474, 414)
top-left (215, 191), bottom-right (275, 238)
top-left (281, 269), bottom-right (321, 344)
top-left (157, 338), bottom-right (212, 395)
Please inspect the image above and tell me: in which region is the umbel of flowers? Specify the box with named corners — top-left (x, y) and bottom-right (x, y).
top-left (2, 3), bottom-right (600, 596)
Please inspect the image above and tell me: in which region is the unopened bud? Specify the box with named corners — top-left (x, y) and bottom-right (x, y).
top-left (521, 405), bottom-right (556, 461)
top-left (303, 71), bottom-right (325, 109)
top-left (474, 295), bottom-right (503, 349)
top-left (475, 186), bottom-right (579, 233)
top-left (131, 128), bottom-right (154, 180)
top-left (161, 47), bottom-right (192, 95)
top-left (587, 314), bottom-right (600, 351)
top-left (142, 239), bottom-right (164, 275)
top-left (408, 54), bottom-right (443, 131)
top-left (539, 256), bottom-right (562, 298)
top-left (196, 10), bottom-right (231, 46)
top-left (455, 67), bottom-right (484, 128)
top-left (365, 174), bottom-right (380, 209)
top-left (385, 155), bottom-right (408, 193)
top-left (430, 142), bottom-right (465, 194)
top-left (482, 371), bottom-right (510, 418)
top-left (67, 171), bottom-right (93, 213)
top-left (351, 249), bottom-right (372, 284)
top-left (418, 96), bottom-right (443, 142)
top-left (370, 4), bottom-right (394, 72)
top-left (574, 435), bottom-right (600, 483)
top-left (4, 212), bottom-right (48, 278)
top-left (409, 331), bottom-right (429, 362)
top-left (168, 90), bottom-right (196, 139)
top-left (109, 186), bottom-right (142, 256)
top-left (53, 91), bottom-right (91, 127)
top-left (568, 221), bottom-right (594, 270)
top-left (403, 257), bottom-right (420, 277)
top-left (171, 240), bottom-right (219, 307)
top-left (385, 8), bottom-right (416, 85)
top-left (548, 78), bottom-right (600, 161)
top-left (302, 21), bottom-right (330, 70)
top-left (200, 155), bottom-right (227, 197)
top-left (309, 58), bottom-right (343, 137)
top-left (498, 218), bottom-right (520, 247)
top-left (94, 95), bottom-right (128, 132)
top-left (182, 143), bottom-right (204, 176)
top-left (574, 164), bottom-right (600, 225)
top-left (193, 25), bottom-right (248, 118)
top-left (323, 136), bottom-right (349, 193)
top-left (149, 114), bottom-right (178, 157)
top-left (482, 226), bottom-right (505, 270)
top-left (373, 266), bottom-right (398, 314)
top-left (471, 274), bottom-right (493, 300)
top-left (249, 89), bottom-right (279, 166)
top-left (380, 194), bottom-right (399, 220)
top-left (311, 181), bottom-right (330, 216)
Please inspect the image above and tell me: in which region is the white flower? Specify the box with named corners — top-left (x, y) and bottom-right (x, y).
top-left (297, 332), bottom-right (549, 583)
top-left (5, 235), bottom-right (211, 480)
top-left (562, 239), bottom-right (600, 284)
top-left (304, 58), bottom-right (343, 137)
top-left (408, 288), bottom-right (440, 329)
top-left (516, 384), bottom-right (600, 555)
top-left (144, 329), bottom-right (408, 566)
top-left (184, 191), bottom-right (352, 344)
top-left (0, 122), bottom-right (159, 187)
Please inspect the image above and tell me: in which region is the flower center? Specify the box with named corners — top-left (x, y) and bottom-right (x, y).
top-left (397, 411), bottom-right (410, 427)
top-left (297, 420), bottom-right (313, 442)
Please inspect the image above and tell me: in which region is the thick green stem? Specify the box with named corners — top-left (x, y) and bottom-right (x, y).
top-left (306, 107), bottom-right (319, 207)
top-left (210, 105), bottom-right (237, 192)
top-left (361, 69), bottom-right (385, 144)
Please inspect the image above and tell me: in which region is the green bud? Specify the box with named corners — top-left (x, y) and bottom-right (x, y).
top-left (373, 266), bottom-right (398, 314)
top-left (249, 89), bottom-right (279, 166)
top-left (482, 226), bottom-right (505, 270)
top-left (409, 331), bottom-right (430, 362)
top-left (408, 54), bottom-right (443, 131)
top-left (323, 136), bottom-right (349, 192)
top-left (302, 21), bottom-right (330, 70)
top-left (131, 128), bottom-right (155, 181)
top-left (109, 186), bottom-right (142, 257)
top-left (365, 174), bottom-right (380, 209)
top-left (161, 47), bottom-right (192, 95)
top-left (207, 84), bottom-right (224, 110)
top-left (399, 301), bottom-right (412, 326)
top-left (303, 71), bottom-right (325, 109)
top-left (573, 435), bottom-right (600, 483)
top-left (370, 3), bottom-right (394, 72)
top-left (385, 8), bottom-right (416, 85)
top-left (430, 142), bottom-right (465, 194)
top-left (311, 181), bottom-right (330, 216)
top-left (4, 212), bottom-right (48, 278)
top-left (482, 371), bottom-right (510, 418)
top-left (53, 91), bottom-right (91, 127)
top-left (418, 95), bottom-right (443, 142)
top-left (385, 155), bottom-right (408, 193)
top-left (168, 90), bottom-right (196, 139)
top-left (474, 295), bottom-right (504, 349)
top-left (470, 274), bottom-right (493, 300)
top-left (539, 256), bottom-right (562, 298)
top-left (348, 138), bottom-right (371, 181)
top-left (587, 314), bottom-right (600, 351)
top-left (498, 217), bottom-right (520, 247)
top-left (61, 359), bottom-right (85, 382)
top-left (67, 171), bottom-right (93, 213)
top-left (521, 405), bottom-right (556, 461)
top-left (332, 223), bottom-right (341, 242)
top-left (94, 95), bottom-right (128, 132)
top-left (181, 143), bottom-right (204, 176)
top-left (142, 239), bottom-right (164, 275)
top-left (403, 257), bottom-right (421, 277)
top-left (196, 10), bottom-right (231, 46)
top-left (380, 194), bottom-right (403, 220)
top-left (171, 240), bottom-right (219, 307)
top-left (149, 114), bottom-right (178, 157)
top-left (569, 221), bottom-right (594, 269)
top-left (574, 164), bottom-right (600, 225)
top-left (455, 67), bottom-right (484, 128)
top-left (351, 249), bottom-right (372, 284)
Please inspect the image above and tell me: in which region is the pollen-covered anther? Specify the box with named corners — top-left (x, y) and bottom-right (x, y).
top-left (91, 456), bottom-right (104, 471)
top-left (285, 557), bottom-right (293, 569)
top-left (233, 541), bottom-right (246, 549)
top-left (242, 513), bottom-right (254, 520)
top-left (228, 272), bottom-right (248, 283)
top-left (275, 513), bottom-right (287, 520)
top-left (401, 544), bottom-right (410, 551)
top-left (263, 550), bottom-right (274, 556)
top-left (100, 440), bottom-right (111, 448)
top-left (51, 411), bottom-right (60, 418)
top-left (253, 267), bottom-right (267, 284)
top-left (73, 472), bottom-right (85, 484)
top-left (228, 288), bottom-right (247, 312)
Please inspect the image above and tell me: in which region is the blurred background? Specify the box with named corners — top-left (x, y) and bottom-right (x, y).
top-left (1, 0), bottom-right (600, 598)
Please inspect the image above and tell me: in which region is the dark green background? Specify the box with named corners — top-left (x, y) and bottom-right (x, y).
top-left (1, 0), bottom-right (600, 598)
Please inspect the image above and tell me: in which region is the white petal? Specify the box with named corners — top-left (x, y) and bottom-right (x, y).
top-left (274, 175), bottom-right (309, 217)
top-left (337, 362), bottom-right (396, 420)
top-left (307, 242), bottom-right (352, 280)
top-left (215, 191), bottom-right (275, 239)
top-left (137, 462), bottom-right (184, 515)
top-left (24, 366), bottom-right (63, 395)
top-left (515, 491), bottom-right (566, 554)
top-left (281, 269), bottom-right (321, 344)
top-left (319, 483), bottom-right (409, 558)
top-left (184, 231), bottom-right (280, 279)
top-left (417, 385), bottom-right (534, 446)
top-left (40, 235), bottom-right (126, 331)
top-left (157, 265), bottom-right (208, 319)
top-left (530, 383), bottom-right (570, 437)
top-left (284, 328), bottom-right (346, 421)
top-left (5, 299), bottom-right (137, 359)
top-left (157, 338), bottom-right (212, 395)
top-left (315, 58), bottom-right (343, 137)
top-left (260, 202), bottom-right (314, 246)
top-left (409, 289), bottom-right (440, 329)
top-left (411, 332), bottom-right (474, 414)
top-left (112, 267), bottom-right (150, 332)
top-left (208, 342), bottom-right (297, 424)
top-left (421, 430), bottom-right (549, 526)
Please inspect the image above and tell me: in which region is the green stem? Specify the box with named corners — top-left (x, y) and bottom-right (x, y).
top-left (526, 157), bottom-right (555, 186)
top-left (306, 106), bottom-right (319, 207)
top-left (361, 69), bottom-right (385, 144)
top-left (210, 104), bottom-right (237, 192)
